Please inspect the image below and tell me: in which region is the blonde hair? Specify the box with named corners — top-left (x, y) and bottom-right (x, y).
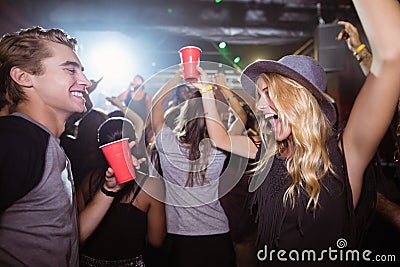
top-left (254, 73), bottom-right (333, 210)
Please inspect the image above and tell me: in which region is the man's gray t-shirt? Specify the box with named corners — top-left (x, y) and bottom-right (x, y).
top-left (0, 113), bottom-right (79, 266)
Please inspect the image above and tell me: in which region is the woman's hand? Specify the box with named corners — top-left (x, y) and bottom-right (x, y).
top-left (103, 167), bottom-right (124, 192)
top-left (337, 20), bottom-right (362, 53)
top-left (106, 96), bottom-right (124, 109)
top-left (196, 65), bottom-right (209, 83)
top-left (192, 65), bottom-right (212, 93)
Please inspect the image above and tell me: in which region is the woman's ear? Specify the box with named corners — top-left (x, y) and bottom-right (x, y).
top-left (10, 66), bottom-right (33, 87)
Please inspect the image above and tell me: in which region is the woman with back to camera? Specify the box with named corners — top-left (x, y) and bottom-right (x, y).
top-left (151, 67), bottom-right (235, 267)
top-left (77, 116), bottom-right (166, 267)
top-left (199, 0), bottom-right (400, 266)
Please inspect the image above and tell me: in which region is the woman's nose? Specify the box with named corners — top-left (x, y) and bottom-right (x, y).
top-left (256, 97), bottom-right (268, 112)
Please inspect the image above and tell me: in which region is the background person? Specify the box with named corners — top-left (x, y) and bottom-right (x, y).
top-left (78, 116), bottom-right (166, 267)
top-left (117, 74), bottom-right (153, 144)
top-left (151, 67), bottom-right (235, 267)
top-left (213, 72), bottom-right (259, 267)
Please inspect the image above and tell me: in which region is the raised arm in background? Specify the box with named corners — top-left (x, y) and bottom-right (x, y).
top-left (106, 96), bottom-right (145, 141)
top-left (198, 67), bottom-right (258, 159)
top-left (213, 72), bottom-right (248, 136)
top-left (337, 20), bottom-right (372, 76)
top-left (151, 68), bottom-right (183, 135)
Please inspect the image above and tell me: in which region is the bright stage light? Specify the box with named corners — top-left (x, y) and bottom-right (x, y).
top-left (76, 31), bottom-right (137, 86)
top-left (233, 56), bottom-right (241, 64)
top-left (73, 31), bottom-right (141, 110)
top-left (219, 41), bottom-right (227, 49)
top-left (89, 43), bottom-right (131, 79)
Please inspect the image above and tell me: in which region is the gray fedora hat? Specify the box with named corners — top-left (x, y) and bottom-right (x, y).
top-left (240, 55), bottom-right (337, 125)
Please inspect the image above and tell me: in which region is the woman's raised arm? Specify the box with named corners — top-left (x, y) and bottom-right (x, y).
top-left (151, 68), bottom-right (183, 135)
top-left (198, 66), bottom-right (258, 159)
top-left (343, 0), bottom-right (400, 206)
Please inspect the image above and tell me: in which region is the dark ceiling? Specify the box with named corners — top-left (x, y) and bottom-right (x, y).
top-left (0, 0), bottom-right (367, 119)
top-left (1, 0), bottom-right (358, 68)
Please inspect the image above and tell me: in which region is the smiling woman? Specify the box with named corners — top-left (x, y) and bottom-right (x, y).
top-left (200, 1), bottom-right (400, 265)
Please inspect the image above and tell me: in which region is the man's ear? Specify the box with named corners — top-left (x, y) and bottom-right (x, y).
top-left (10, 66), bottom-right (33, 87)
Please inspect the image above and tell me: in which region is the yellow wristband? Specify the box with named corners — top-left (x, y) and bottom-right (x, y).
top-left (199, 85), bottom-right (213, 94)
top-left (353, 44), bottom-right (366, 56)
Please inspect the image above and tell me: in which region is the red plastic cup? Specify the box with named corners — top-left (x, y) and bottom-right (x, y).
top-left (99, 138), bottom-right (135, 184)
top-left (179, 46), bottom-right (202, 82)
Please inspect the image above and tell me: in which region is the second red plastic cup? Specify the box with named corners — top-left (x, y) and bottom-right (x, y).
top-left (179, 46), bottom-right (202, 82)
top-left (100, 138), bottom-right (136, 184)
